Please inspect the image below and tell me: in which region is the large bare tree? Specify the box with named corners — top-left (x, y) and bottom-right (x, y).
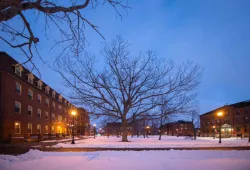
top-left (55, 36), bottom-right (202, 142)
top-left (0, 0), bottom-right (128, 72)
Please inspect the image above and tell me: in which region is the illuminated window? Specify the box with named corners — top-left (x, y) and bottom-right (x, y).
top-left (58, 115), bottom-right (62, 122)
top-left (14, 121), bottom-right (21, 134)
top-left (28, 123), bottom-right (32, 133)
top-left (15, 101), bottom-right (21, 114)
top-left (28, 105), bottom-right (32, 116)
top-left (37, 124), bottom-right (41, 134)
top-left (45, 125), bottom-right (48, 134)
top-left (52, 126), bottom-right (55, 134)
top-left (15, 83), bottom-right (21, 94)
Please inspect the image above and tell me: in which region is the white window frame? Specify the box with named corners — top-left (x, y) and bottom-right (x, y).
top-left (14, 121), bottom-right (21, 134)
top-left (28, 74), bottom-right (34, 84)
top-left (45, 111), bottom-right (49, 120)
top-left (15, 82), bottom-right (21, 95)
top-left (37, 109), bottom-right (41, 119)
top-left (28, 105), bottom-right (33, 116)
top-left (28, 89), bottom-right (33, 100)
top-left (28, 123), bottom-right (32, 134)
top-left (38, 94), bottom-right (42, 103)
top-left (15, 101), bottom-right (21, 114)
top-left (15, 65), bottom-right (22, 76)
top-left (45, 98), bottom-right (49, 106)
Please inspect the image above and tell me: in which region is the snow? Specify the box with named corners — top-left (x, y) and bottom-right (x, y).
top-left (51, 136), bottom-right (250, 148)
top-left (1, 149), bottom-right (250, 170)
top-left (40, 137), bottom-right (80, 143)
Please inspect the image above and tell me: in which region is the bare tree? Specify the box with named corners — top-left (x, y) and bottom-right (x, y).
top-left (0, 0), bottom-right (128, 72)
top-left (55, 36), bottom-right (202, 142)
top-left (188, 108), bottom-right (200, 140)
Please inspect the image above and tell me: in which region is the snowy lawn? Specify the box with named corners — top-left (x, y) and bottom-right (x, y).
top-left (51, 136), bottom-right (250, 148)
top-left (0, 149), bottom-right (250, 170)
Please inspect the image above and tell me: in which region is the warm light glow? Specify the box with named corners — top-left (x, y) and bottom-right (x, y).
top-left (217, 112), bottom-right (223, 116)
top-left (93, 124), bottom-right (96, 127)
top-left (58, 126), bottom-right (60, 128)
top-left (71, 110), bottom-right (76, 116)
top-left (15, 122), bottom-right (19, 125)
top-left (212, 126), bottom-right (215, 129)
top-left (176, 129), bottom-right (178, 130)
top-left (146, 126), bottom-right (150, 129)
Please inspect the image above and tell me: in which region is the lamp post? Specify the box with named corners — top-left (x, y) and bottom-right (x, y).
top-left (212, 126), bottom-right (216, 139)
top-left (218, 112), bottom-right (223, 143)
top-left (71, 110), bottom-right (76, 144)
top-left (93, 124), bottom-right (96, 139)
top-left (146, 126), bottom-right (150, 138)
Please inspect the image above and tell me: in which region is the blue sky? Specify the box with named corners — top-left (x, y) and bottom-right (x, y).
top-left (1, 0), bottom-right (250, 117)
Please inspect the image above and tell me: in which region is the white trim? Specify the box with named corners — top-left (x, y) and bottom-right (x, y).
top-left (15, 101), bottom-right (21, 114)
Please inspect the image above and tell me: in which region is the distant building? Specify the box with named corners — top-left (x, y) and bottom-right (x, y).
top-left (161, 120), bottom-right (194, 136)
top-left (0, 52), bottom-right (89, 142)
top-left (200, 101), bottom-right (250, 138)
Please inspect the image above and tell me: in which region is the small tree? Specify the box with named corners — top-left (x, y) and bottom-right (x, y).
top-left (56, 36), bottom-right (202, 142)
top-left (188, 109), bottom-right (200, 140)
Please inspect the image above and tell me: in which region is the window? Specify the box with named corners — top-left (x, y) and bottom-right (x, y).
top-left (37, 124), bottom-right (41, 134)
top-left (236, 117), bottom-right (241, 123)
top-left (15, 101), bottom-right (21, 114)
top-left (58, 115), bottom-right (62, 122)
top-left (244, 116), bottom-right (249, 123)
top-left (236, 126), bottom-right (240, 132)
top-left (15, 83), bottom-right (21, 94)
top-left (14, 121), bottom-right (21, 134)
top-left (245, 108), bottom-right (249, 114)
top-left (45, 125), bottom-right (49, 134)
top-left (58, 95), bottom-right (62, 102)
top-left (45, 111), bottom-right (48, 120)
top-left (52, 102), bottom-right (55, 109)
top-left (28, 123), bottom-right (32, 134)
top-left (38, 94), bottom-right (42, 103)
top-left (52, 126), bottom-right (55, 134)
top-left (237, 109), bottom-right (240, 115)
top-left (45, 98), bottom-right (49, 106)
top-left (37, 80), bottom-right (43, 89)
top-left (244, 125), bottom-right (249, 132)
top-left (52, 113), bottom-right (55, 121)
top-left (37, 109), bottom-right (41, 119)
top-left (28, 89), bottom-right (33, 100)
top-left (52, 91), bottom-right (56, 98)
top-left (45, 86), bottom-right (50, 94)
top-left (28, 73), bottom-right (34, 84)
top-left (28, 105), bottom-right (32, 116)
top-left (64, 117), bottom-right (67, 122)
top-left (58, 105), bottom-right (62, 110)
top-left (15, 65), bottom-right (22, 76)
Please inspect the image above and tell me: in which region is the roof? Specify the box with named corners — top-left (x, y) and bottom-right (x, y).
top-left (162, 120), bottom-right (192, 127)
top-left (201, 100), bottom-right (250, 116)
top-left (0, 51), bottom-right (75, 107)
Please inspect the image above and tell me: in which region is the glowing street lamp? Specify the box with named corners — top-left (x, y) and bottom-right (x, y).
top-left (217, 112), bottom-right (223, 143)
top-left (71, 110), bottom-right (76, 144)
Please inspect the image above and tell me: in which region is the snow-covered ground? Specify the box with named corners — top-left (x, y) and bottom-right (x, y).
top-left (1, 149), bottom-right (250, 170)
top-left (51, 136), bottom-right (250, 148)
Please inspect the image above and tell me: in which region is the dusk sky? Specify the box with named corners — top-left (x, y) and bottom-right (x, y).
top-left (2, 0), bottom-right (250, 115)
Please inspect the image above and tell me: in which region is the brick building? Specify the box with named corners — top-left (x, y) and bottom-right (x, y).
top-left (0, 52), bottom-right (89, 142)
top-left (200, 101), bottom-right (250, 138)
top-left (161, 120), bottom-right (194, 136)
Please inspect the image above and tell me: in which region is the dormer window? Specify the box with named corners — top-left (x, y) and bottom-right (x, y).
top-left (45, 86), bottom-right (50, 94)
top-left (37, 80), bottom-right (43, 89)
top-left (58, 95), bottom-right (63, 102)
top-left (28, 73), bottom-right (34, 84)
top-left (14, 65), bottom-right (23, 76)
top-left (52, 91), bottom-right (56, 98)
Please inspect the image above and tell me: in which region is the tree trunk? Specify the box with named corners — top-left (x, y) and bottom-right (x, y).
top-left (192, 122), bottom-right (196, 140)
top-left (121, 118), bottom-right (128, 142)
top-left (159, 116), bottom-right (163, 140)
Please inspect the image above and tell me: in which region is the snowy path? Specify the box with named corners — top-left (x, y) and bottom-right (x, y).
top-left (1, 149), bottom-right (250, 170)
top-left (51, 136), bottom-right (250, 148)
